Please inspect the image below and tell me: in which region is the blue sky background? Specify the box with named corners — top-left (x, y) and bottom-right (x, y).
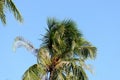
top-left (0, 0), bottom-right (120, 80)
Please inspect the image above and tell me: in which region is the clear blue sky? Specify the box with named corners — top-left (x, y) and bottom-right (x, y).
top-left (0, 0), bottom-right (120, 80)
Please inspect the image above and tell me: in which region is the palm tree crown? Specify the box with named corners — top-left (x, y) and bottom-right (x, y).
top-left (13, 18), bottom-right (97, 80)
top-left (0, 0), bottom-right (23, 25)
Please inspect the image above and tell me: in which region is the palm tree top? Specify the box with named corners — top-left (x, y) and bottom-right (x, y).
top-left (43, 18), bottom-right (96, 60)
top-left (13, 18), bottom-right (97, 80)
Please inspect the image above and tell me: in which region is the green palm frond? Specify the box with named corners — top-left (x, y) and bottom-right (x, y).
top-left (50, 69), bottom-right (66, 80)
top-left (5, 0), bottom-right (23, 22)
top-left (37, 47), bottom-right (51, 70)
top-left (79, 46), bottom-right (97, 59)
top-left (0, 0), bottom-right (6, 24)
top-left (64, 63), bottom-right (88, 80)
top-left (23, 64), bottom-right (46, 80)
top-left (51, 62), bottom-right (88, 80)
top-left (74, 37), bottom-right (97, 59)
top-left (55, 60), bottom-right (69, 69)
top-left (61, 56), bottom-right (94, 74)
top-left (0, 0), bottom-right (23, 25)
top-left (77, 37), bottom-right (97, 59)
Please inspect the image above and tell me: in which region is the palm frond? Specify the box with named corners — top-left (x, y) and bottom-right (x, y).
top-left (79, 60), bottom-right (94, 74)
top-left (74, 37), bottom-right (97, 60)
top-left (64, 63), bottom-right (88, 80)
top-left (79, 46), bottom-right (97, 59)
top-left (5, 0), bottom-right (23, 23)
top-left (0, 0), bottom-right (6, 24)
top-left (55, 60), bottom-right (69, 69)
top-left (52, 62), bottom-right (88, 80)
top-left (13, 36), bottom-right (38, 56)
top-left (47, 18), bottom-right (59, 30)
top-left (23, 64), bottom-right (47, 80)
top-left (37, 47), bottom-right (51, 70)
top-left (51, 69), bottom-right (66, 80)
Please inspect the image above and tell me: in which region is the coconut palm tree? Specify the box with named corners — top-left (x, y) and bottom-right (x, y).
top-left (13, 18), bottom-right (97, 80)
top-left (0, 0), bottom-right (23, 25)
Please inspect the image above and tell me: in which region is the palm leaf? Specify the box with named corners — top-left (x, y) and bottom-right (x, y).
top-left (13, 36), bottom-right (38, 55)
top-left (79, 46), bottom-right (97, 59)
top-left (64, 63), bottom-right (88, 80)
top-left (0, 0), bottom-right (6, 24)
top-left (5, 0), bottom-right (23, 22)
top-left (23, 64), bottom-right (47, 80)
top-left (74, 37), bottom-right (97, 59)
top-left (54, 70), bottom-right (66, 80)
top-left (0, 0), bottom-right (23, 24)
top-left (52, 62), bottom-right (88, 80)
top-left (37, 47), bottom-right (51, 70)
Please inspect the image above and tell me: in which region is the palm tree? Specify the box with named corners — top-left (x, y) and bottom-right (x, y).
top-left (0, 0), bottom-right (23, 25)
top-left (13, 18), bottom-right (97, 80)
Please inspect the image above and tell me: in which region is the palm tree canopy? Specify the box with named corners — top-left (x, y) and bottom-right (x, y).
top-left (0, 0), bottom-right (23, 25)
top-left (13, 18), bottom-right (97, 80)
top-left (43, 18), bottom-right (96, 60)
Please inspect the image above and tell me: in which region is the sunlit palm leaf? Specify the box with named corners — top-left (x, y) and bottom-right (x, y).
top-left (55, 60), bottom-right (69, 69)
top-left (37, 47), bottom-right (51, 71)
top-left (23, 64), bottom-right (46, 80)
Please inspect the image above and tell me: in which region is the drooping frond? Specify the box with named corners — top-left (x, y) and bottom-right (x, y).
top-left (13, 36), bottom-right (38, 56)
top-left (64, 63), bottom-right (88, 80)
top-left (79, 46), bottom-right (96, 59)
top-left (5, 0), bottom-right (23, 23)
top-left (0, 0), bottom-right (6, 24)
top-left (0, 0), bottom-right (23, 24)
top-left (23, 64), bottom-right (47, 80)
top-left (79, 60), bottom-right (94, 74)
top-left (62, 56), bottom-right (94, 73)
top-left (74, 37), bottom-right (97, 60)
top-left (50, 62), bottom-right (88, 80)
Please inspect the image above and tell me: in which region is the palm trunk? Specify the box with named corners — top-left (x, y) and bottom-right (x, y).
top-left (49, 70), bottom-right (54, 80)
top-left (49, 57), bottom-right (59, 80)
